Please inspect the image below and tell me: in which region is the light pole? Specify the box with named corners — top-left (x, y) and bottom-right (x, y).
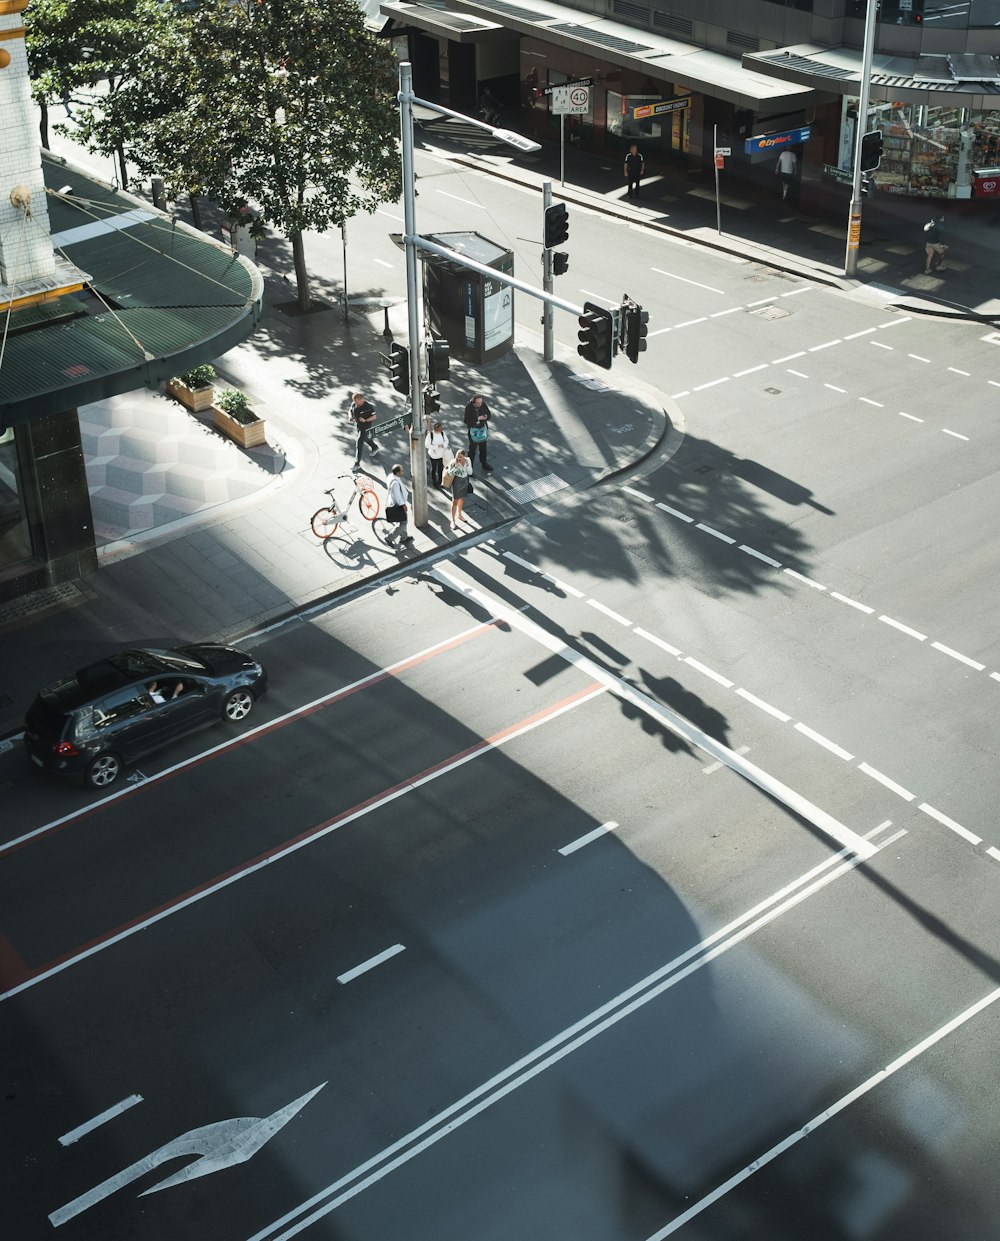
top-left (396, 62), bottom-right (540, 527)
top-left (844, 0), bottom-right (879, 278)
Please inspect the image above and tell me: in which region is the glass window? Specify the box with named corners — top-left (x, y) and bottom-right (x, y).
top-left (0, 427), bottom-right (31, 569)
top-left (93, 690), bottom-right (151, 728)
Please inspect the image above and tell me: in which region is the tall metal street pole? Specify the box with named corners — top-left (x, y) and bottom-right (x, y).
top-left (844, 0), bottom-right (880, 278)
top-left (542, 180), bottom-right (554, 362)
top-left (397, 61), bottom-right (428, 527)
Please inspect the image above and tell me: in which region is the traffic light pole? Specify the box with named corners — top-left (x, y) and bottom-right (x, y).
top-left (398, 62), bottom-right (428, 526)
top-left (542, 181), bottom-right (554, 363)
top-left (844, 0), bottom-right (879, 278)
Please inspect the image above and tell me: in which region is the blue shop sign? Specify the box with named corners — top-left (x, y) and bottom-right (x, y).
top-left (744, 126), bottom-right (811, 155)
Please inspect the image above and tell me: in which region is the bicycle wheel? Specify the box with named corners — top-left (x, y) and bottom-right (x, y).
top-left (372, 518), bottom-right (397, 547)
top-left (311, 506), bottom-right (339, 540)
top-left (358, 488), bottom-right (380, 521)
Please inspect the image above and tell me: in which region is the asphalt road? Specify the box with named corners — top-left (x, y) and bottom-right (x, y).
top-left (6, 123), bottom-right (1000, 1241)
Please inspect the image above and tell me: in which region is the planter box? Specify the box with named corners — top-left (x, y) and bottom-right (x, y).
top-left (211, 405), bottom-right (266, 448)
top-left (167, 378), bottom-right (215, 413)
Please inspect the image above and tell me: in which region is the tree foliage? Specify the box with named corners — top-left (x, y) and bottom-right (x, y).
top-left (71, 0), bottom-right (402, 308)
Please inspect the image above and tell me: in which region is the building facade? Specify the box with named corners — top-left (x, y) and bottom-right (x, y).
top-left (379, 0), bottom-right (1000, 208)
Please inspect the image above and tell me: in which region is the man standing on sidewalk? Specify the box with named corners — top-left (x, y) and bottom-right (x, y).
top-left (624, 144), bottom-right (644, 200)
top-left (348, 391), bottom-right (380, 468)
top-left (464, 393), bottom-right (493, 474)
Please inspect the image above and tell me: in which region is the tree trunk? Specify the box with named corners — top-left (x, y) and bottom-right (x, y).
top-left (189, 191), bottom-right (203, 232)
top-left (38, 100), bottom-right (50, 149)
top-left (116, 143), bottom-right (128, 190)
top-left (291, 231), bottom-right (310, 312)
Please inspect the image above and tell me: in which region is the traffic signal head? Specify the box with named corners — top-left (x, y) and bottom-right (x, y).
top-left (424, 386), bottom-right (441, 417)
top-left (387, 340), bottom-right (409, 395)
top-left (860, 129), bottom-right (883, 172)
top-left (427, 337), bottom-right (450, 385)
top-left (552, 251), bottom-right (569, 277)
top-left (577, 301), bottom-right (616, 370)
top-left (620, 296), bottom-right (649, 364)
top-left (860, 172), bottom-right (876, 198)
top-left (544, 202), bottom-right (569, 248)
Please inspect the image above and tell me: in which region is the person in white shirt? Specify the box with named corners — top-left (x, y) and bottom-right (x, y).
top-left (385, 464), bottom-right (412, 546)
top-left (776, 148), bottom-right (798, 200)
top-left (425, 417), bottom-right (450, 488)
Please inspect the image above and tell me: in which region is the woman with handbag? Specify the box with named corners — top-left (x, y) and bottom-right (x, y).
top-left (464, 394), bottom-right (493, 474)
top-left (384, 464), bottom-right (412, 546)
top-left (443, 449), bottom-right (472, 530)
top-left (425, 417), bottom-right (450, 488)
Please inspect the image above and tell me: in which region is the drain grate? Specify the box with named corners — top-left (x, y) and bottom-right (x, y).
top-left (505, 473), bottom-right (568, 505)
top-left (0, 580), bottom-right (89, 630)
top-left (750, 304), bottom-right (792, 320)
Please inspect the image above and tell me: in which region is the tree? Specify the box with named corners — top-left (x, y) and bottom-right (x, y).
top-left (74, 0), bottom-right (402, 311)
top-left (25, 0), bottom-right (150, 178)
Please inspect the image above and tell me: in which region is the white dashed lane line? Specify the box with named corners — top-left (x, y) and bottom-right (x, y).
top-left (337, 944), bottom-right (406, 985)
top-left (621, 485), bottom-right (995, 689)
top-left (558, 821), bottom-right (619, 855)
top-left (487, 544), bottom-right (994, 863)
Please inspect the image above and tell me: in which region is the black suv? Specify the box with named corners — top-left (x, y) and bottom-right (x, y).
top-left (24, 645), bottom-right (268, 788)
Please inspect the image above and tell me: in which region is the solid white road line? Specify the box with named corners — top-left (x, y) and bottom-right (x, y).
top-left (337, 945), bottom-right (405, 985)
top-left (586, 598), bottom-right (632, 626)
top-left (651, 267), bottom-right (725, 294)
top-left (643, 983), bottom-right (1000, 1240)
top-left (247, 841), bottom-right (886, 1241)
top-left (558, 822), bottom-right (619, 855)
top-left (432, 569), bottom-right (876, 861)
top-left (58, 1096), bottom-right (143, 1147)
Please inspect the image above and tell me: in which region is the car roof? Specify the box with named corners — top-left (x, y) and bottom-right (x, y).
top-left (39, 650), bottom-right (174, 712)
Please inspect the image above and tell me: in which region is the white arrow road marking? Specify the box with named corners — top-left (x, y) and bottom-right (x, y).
top-left (49, 1085), bottom-right (325, 1228)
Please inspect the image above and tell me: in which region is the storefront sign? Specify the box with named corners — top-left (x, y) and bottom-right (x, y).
top-left (542, 77), bottom-right (593, 97)
top-left (629, 96), bottom-right (691, 121)
top-left (745, 126), bottom-right (811, 155)
top-left (974, 170), bottom-right (1000, 197)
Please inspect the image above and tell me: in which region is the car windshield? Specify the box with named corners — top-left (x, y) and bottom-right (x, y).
top-left (111, 648), bottom-right (207, 675)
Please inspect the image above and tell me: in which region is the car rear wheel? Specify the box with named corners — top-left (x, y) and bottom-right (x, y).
top-left (222, 688), bottom-right (254, 722)
top-left (86, 752), bottom-right (122, 789)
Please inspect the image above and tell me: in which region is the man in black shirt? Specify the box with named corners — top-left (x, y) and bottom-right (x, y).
top-left (464, 394), bottom-right (493, 473)
top-left (624, 145), bottom-right (644, 200)
top-left (348, 391), bottom-right (380, 467)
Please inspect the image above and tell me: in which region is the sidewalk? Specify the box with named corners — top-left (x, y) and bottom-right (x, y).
top-left (0, 268), bottom-right (664, 738)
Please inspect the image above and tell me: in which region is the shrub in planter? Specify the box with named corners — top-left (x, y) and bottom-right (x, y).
top-left (212, 389), bottom-right (266, 448)
top-left (214, 389), bottom-right (258, 425)
top-left (167, 363), bottom-right (217, 412)
top-left (179, 364), bottom-right (216, 390)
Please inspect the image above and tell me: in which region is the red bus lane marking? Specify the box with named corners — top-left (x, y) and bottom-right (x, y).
top-left (1, 620), bottom-right (503, 861)
top-left (0, 932), bottom-right (29, 990)
top-left (0, 683), bottom-right (606, 1002)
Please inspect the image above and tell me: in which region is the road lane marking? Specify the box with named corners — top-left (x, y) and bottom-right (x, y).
top-left (0, 621), bottom-right (499, 859)
top-left (703, 746), bottom-right (749, 774)
top-left (696, 523), bottom-right (735, 544)
top-left (739, 545), bottom-right (782, 568)
top-left (684, 657), bottom-right (734, 688)
top-left (503, 551), bottom-right (540, 574)
top-left (623, 485), bottom-right (655, 503)
top-left (586, 598), bottom-right (632, 626)
top-left (634, 628), bottom-right (682, 657)
top-left (898, 411), bottom-right (924, 422)
top-left (919, 803), bottom-right (981, 846)
top-left (879, 317), bottom-right (911, 327)
top-left (692, 376), bottom-right (729, 390)
top-left (941, 429), bottom-right (969, 441)
top-left (747, 296), bottom-right (777, 306)
top-left (781, 286), bottom-right (813, 296)
top-left (435, 190), bottom-right (482, 207)
top-left (710, 307), bottom-right (741, 318)
top-left (675, 317), bottom-right (708, 328)
top-left (0, 684), bottom-right (605, 1004)
top-left (58, 1096), bottom-right (143, 1147)
top-left (988, 847), bottom-right (1000, 863)
top-left (735, 689), bottom-right (790, 722)
top-left (656, 501), bottom-right (693, 522)
top-left (783, 569), bottom-right (826, 590)
top-left (651, 267), bottom-right (725, 294)
top-left (809, 339), bottom-right (841, 352)
top-left (733, 364), bottom-right (768, 377)
top-left (558, 822), bottom-right (619, 854)
top-left (844, 327), bottom-right (876, 339)
top-left (432, 569), bottom-right (875, 861)
top-left (786, 368), bottom-right (809, 378)
top-left (908, 353), bottom-right (931, 363)
top-left (642, 983), bottom-right (1000, 1240)
top-left (337, 945), bottom-right (405, 984)
top-left (858, 397), bottom-right (883, 407)
top-left (772, 351), bottom-right (805, 363)
top-left (830, 592), bottom-right (874, 614)
top-left (870, 340), bottom-right (893, 350)
top-left (824, 383), bottom-right (846, 393)
top-left (247, 839), bottom-right (888, 1241)
top-left (858, 762), bottom-right (915, 801)
top-left (794, 723), bottom-right (853, 762)
top-left (931, 641), bottom-right (984, 670)
top-left (948, 367), bottom-right (970, 375)
top-left (878, 614), bottom-right (927, 641)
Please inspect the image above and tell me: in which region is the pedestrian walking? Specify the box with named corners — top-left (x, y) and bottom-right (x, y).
top-left (776, 148), bottom-right (798, 200)
top-left (348, 391), bottom-right (380, 468)
top-left (442, 449), bottom-right (473, 529)
top-left (464, 393), bottom-right (493, 474)
top-left (424, 416), bottom-right (450, 488)
top-left (624, 144), bottom-right (644, 200)
top-left (384, 464), bottom-right (412, 546)
top-left (923, 214), bottom-right (948, 273)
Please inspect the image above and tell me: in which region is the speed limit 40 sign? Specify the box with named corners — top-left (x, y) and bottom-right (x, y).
top-left (551, 84), bottom-right (591, 115)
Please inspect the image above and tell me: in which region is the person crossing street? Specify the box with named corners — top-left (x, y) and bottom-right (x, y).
top-left (348, 391), bottom-right (380, 468)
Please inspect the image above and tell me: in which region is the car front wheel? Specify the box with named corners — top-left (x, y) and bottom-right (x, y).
top-left (86, 752), bottom-right (122, 789)
top-left (222, 688), bottom-right (255, 722)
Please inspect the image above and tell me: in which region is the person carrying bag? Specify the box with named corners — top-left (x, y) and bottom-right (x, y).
top-left (384, 464), bottom-right (412, 546)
